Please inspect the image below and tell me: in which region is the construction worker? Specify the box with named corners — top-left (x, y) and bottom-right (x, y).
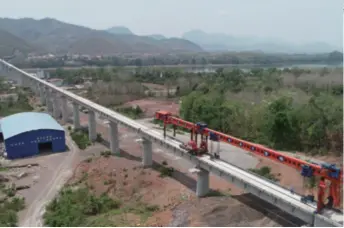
top-left (316, 177), bottom-right (326, 213)
top-left (199, 140), bottom-right (207, 155)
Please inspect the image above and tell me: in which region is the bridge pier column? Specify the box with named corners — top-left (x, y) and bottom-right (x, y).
top-left (46, 89), bottom-right (53, 113)
top-left (73, 103), bottom-right (80, 129)
top-left (23, 76), bottom-right (30, 88)
top-left (193, 168), bottom-right (210, 197)
top-left (88, 110), bottom-right (96, 141)
top-left (39, 85), bottom-right (46, 105)
top-left (57, 96), bottom-right (62, 118)
top-left (12, 70), bottom-right (22, 86)
top-left (52, 93), bottom-right (60, 119)
top-left (32, 82), bottom-right (39, 96)
top-left (61, 96), bottom-right (68, 124)
top-left (29, 80), bottom-right (35, 93)
top-left (21, 75), bottom-right (26, 87)
top-left (109, 121), bottom-right (119, 154)
top-left (142, 139), bottom-right (153, 167)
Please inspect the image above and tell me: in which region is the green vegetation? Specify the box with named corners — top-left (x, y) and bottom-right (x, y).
top-left (151, 119), bottom-right (188, 134)
top-left (84, 201), bottom-right (159, 227)
top-left (305, 176), bottom-right (318, 189)
top-left (205, 189), bottom-right (231, 197)
top-left (0, 196), bottom-right (25, 227)
top-left (43, 186), bottom-right (160, 227)
top-left (115, 106), bottom-right (143, 119)
top-left (179, 68), bottom-right (343, 156)
top-left (249, 166), bottom-right (279, 182)
top-left (100, 150), bottom-right (112, 158)
top-left (0, 91), bottom-right (33, 116)
top-left (158, 166), bottom-right (174, 178)
top-left (43, 188), bottom-right (121, 227)
top-left (95, 133), bottom-right (103, 143)
top-left (0, 167), bottom-right (9, 172)
top-left (70, 129), bottom-right (91, 150)
top-left (20, 51), bottom-right (343, 69)
top-left (49, 66), bottom-right (343, 157)
top-left (0, 182), bottom-right (25, 227)
top-left (2, 183), bottom-right (16, 197)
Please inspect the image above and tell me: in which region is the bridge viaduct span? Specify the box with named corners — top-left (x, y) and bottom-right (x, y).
top-left (0, 60), bottom-right (342, 227)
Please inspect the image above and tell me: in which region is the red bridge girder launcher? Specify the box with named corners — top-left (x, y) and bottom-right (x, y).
top-left (155, 110), bottom-right (343, 213)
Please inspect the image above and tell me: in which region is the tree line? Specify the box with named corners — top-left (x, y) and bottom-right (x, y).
top-left (179, 68), bottom-right (343, 156)
top-left (46, 66), bottom-right (343, 156)
top-left (16, 51), bottom-right (343, 69)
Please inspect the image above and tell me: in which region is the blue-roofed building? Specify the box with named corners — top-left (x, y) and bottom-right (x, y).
top-left (0, 112), bottom-right (66, 159)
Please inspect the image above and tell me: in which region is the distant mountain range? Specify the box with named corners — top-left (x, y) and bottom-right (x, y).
top-left (0, 18), bottom-right (202, 56)
top-left (182, 30), bottom-right (341, 54)
top-left (0, 17), bottom-right (340, 57)
top-left (106, 27), bottom-right (166, 40)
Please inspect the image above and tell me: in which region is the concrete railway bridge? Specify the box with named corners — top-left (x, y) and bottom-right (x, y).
top-left (0, 59), bottom-right (342, 227)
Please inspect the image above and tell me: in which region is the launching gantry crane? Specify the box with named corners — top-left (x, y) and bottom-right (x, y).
top-left (155, 110), bottom-right (343, 213)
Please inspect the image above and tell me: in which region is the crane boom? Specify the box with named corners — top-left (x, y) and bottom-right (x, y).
top-left (155, 110), bottom-right (343, 209)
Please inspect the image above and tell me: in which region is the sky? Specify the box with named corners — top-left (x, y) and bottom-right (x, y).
top-left (0, 0), bottom-right (342, 47)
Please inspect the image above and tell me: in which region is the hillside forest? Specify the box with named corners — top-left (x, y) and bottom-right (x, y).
top-left (50, 66), bottom-right (343, 157)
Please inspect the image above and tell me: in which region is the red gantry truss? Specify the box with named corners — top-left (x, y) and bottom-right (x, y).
top-left (155, 110), bottom-right (343, 211)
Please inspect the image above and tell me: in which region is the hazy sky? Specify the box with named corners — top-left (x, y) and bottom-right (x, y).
top-left (0, 0), bottom-right (342, 46)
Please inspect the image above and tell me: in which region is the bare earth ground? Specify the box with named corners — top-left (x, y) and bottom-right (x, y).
top-left (77, 113), bottom-right (305, 226)
top-left (123, 99), bottom-right (179, 117)
top-left (67, 154), bottom-right (287, 227)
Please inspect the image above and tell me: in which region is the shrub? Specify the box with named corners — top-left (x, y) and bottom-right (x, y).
top-left (70, 130), bottom-right (91, 150)
top-left (100, 151), bottom-right (111, 158)
top-left (43, 188), bottom-right (121, 227)
top-left (158, 166), bottom-right (174, 177)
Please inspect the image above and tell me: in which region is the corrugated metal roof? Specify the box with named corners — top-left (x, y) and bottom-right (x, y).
top-left (0, 112), bottom-right (64, 140)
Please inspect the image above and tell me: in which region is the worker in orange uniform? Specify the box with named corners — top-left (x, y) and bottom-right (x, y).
top-left (316, 177), bottom-right (326, 213)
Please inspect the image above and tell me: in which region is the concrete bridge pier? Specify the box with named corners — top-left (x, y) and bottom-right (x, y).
top-left (61, 96), bottom-right (68, 124)
top-left (88, 110), bottom-right (96, 141)
top-left (31, 81), bottom-right (39, 96)
top-left (21, 75), bottom-right (28, 88)
top-left (29, 80), bottom-right (35, 94)
top-left (15, 72), bottom-right (23, 87)
top-left (39, 85), bottom-right (46, 105)
top-left (35, 83), bottom-right (41, 97)
top-left (72, 102), bottom-right (80, 129)
top-left (46, 89), bottom-right (53, 113)
top-left (52, 93), bottom-right (60, 119)
top-left (142, 138), bottom-right (153, 167)
top-left (190, 167), bottom-right (210, 197)
top-left (24, 76), bottom-right (31, 88)
top-left (109, 121), bottom-right (119, 154)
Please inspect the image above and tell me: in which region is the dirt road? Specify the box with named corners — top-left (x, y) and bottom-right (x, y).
top-left (20, 133), bottom-right (80, 227)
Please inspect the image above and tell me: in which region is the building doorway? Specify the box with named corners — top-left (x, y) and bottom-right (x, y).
top-left (38, 141), bottom-right (53, 154)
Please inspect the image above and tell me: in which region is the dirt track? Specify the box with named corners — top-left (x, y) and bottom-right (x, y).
top-left (19, 132), bottom-right (80, 227)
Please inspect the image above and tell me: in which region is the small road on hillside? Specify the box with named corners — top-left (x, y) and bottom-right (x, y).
top-left (20, 133), bottom-right (80, 227)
